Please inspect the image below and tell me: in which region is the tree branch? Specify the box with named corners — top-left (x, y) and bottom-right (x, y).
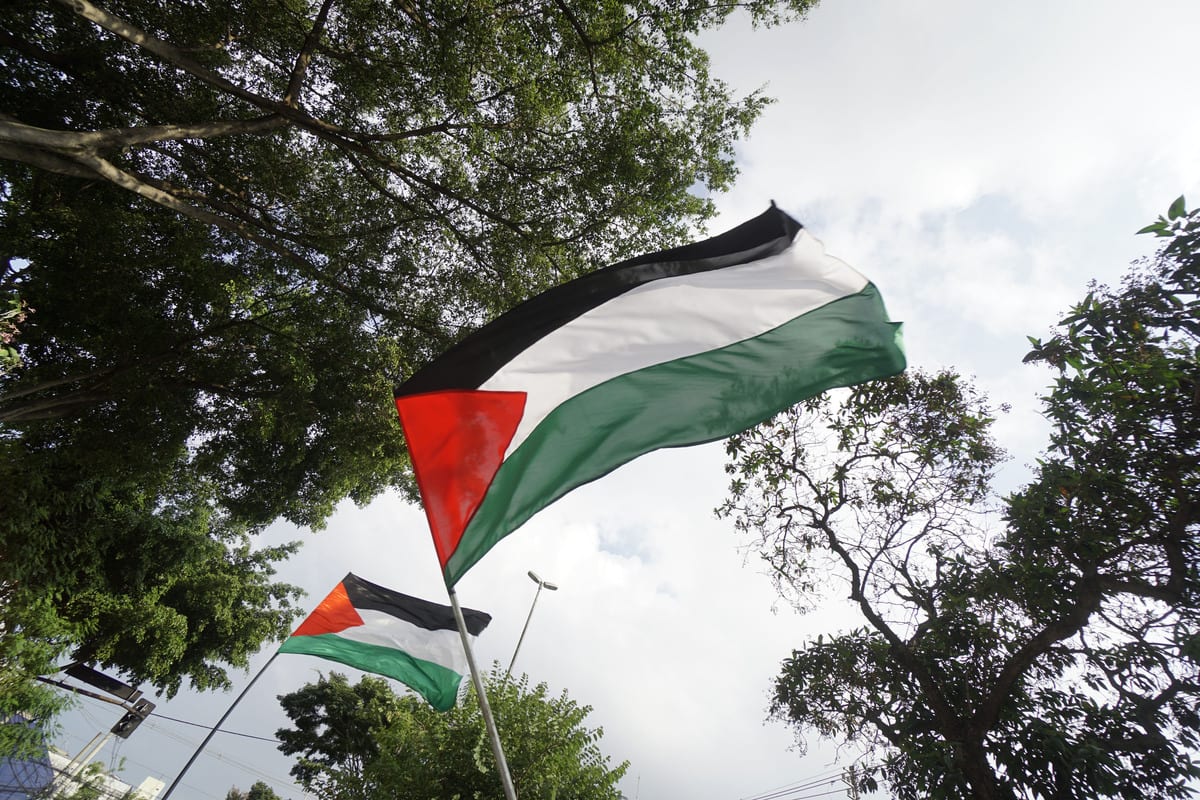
top-left (283, 0), bottom-right (337, 107)
top-left (55, 148), bottom-right (413, 322)
top-left (972, 576), bottom-right (1102, 734)
top-left (551, 0), bottom-right (602, 97)
top-left (0, 142), bottom-right (101, 180)
top-left (0, 115), bottom-right (286, 152)
top-left (51, 0), bottom-right (350, 140)
top-left (53, 0), bottom-right (278, 109)
top-left (817, 518), bottom-right (964, 743)
top-left (0, 392), bottom-right (118, 422)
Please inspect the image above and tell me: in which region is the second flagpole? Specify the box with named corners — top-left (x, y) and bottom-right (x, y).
top-left (448, 585), bottom-right (518, 800)
top-left (159, 651), bottom-right (279, 800)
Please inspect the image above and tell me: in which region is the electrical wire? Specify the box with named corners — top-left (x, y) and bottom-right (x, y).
top-left (138, 718), bottom-right (304, 796)
top-left (151, 711), bottom-right (281, 743)
top-left (737, 761), bottom-right (882, 800)
top-left (64, 689), bottom-right (279, 743)
top-left (54, 690), bottom-right (307, 799)
top-left (739, 767), bottom-right (847, 800)
top-left (782, 789), bottom-right (856, 800)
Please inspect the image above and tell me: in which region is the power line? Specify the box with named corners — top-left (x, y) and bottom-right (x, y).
top-left (58, 691), bottom-right (307, 800)
top-left (69, 688), bottom-right (280, 743)
top-left (782, 789), bottom-right (854, 800)
top-left (152, 712), bottom-right (280, 743)
top-left (137, 719), bottom-right (304, 797)
top-left (740, 767), bottom-right (847, 800)
top-left (762, 781), bottom-right (844, 800)
top-left (737, 762), bottom-right (882, 800)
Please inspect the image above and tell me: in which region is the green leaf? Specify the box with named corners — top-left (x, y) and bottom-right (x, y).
top-left (1168, 194), bottom-right (1187, 219)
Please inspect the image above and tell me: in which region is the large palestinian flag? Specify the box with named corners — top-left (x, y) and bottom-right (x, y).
top-left (278, 573), bottom-right (491, 711)
top-left (395, 204), bottom-right (906, 586)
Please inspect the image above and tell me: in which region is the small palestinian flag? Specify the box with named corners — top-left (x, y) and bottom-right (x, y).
top-left (395, 204), bottom-right (906, 586)
top-left (279, 573), bottom-right (491, 711)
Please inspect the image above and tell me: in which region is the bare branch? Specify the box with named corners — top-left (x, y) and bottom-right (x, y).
top-left (53, 0), bottom-right (279, 109)
top-left (0, 115), bottom-right (286, 152)
top-left (973, 578), bottom-right (1102, 733)
top-left (283, 0), bottom-right (338, 107)
top-left (0, 142), bottom-right (101, 180)
top-left (51, 0), bottom-right (350, 140)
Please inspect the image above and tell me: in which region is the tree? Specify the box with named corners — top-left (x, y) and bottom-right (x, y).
top-left (276, 669), bottom-right (627, 800)
top-left (226, 781), bottom-right (285, 800)
top-left (0, 601), bottom-right (75, 758)
top-left (0, 0), bottom-right (818, 713)
top-left (1, 0), bottom-right (822, 511)
top-left (718, 200), bottom-right (1200, 799)
top-left (1, 442), bottom-right (305, 697)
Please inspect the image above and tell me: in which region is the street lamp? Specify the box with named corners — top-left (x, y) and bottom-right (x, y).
top-left (507, 570), bottom-right (558, 677)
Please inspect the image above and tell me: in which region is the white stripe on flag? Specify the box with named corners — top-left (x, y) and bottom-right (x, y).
top-left (337, 609), bottom-right (468, 674)
top-left (483, 230), bottom-right (868, 456)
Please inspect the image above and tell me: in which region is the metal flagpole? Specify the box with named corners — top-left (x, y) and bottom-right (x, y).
top-left (448, 585), bottom-right (518, 800)
top-left (159, 651), bottom-right (280, 800)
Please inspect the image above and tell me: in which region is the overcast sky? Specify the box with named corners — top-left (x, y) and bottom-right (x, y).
top-left (51, 2), bottom-right (1200, 799)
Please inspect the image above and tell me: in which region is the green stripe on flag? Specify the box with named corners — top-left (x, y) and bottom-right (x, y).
top-left (279, 633), bottom-right (465, 711)
top-left (447, 284), bottom-right (904, 584)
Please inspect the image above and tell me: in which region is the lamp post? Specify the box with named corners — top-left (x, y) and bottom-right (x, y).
top-left (507, 570), bottom-right (558, 677)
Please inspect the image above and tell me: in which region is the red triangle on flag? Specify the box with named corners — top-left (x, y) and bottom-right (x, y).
top-left (395, 390), bottom-right (527, 570)
top-left (291, 581), bottom-right (365, 637)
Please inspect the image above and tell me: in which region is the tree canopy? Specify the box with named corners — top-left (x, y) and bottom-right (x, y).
top-left (1, 0), bottom-right (819, 481)
top-left (276, 669), bottom-right (627, 800)
top-left (0, 0), bottom-right (817, 722)
top-left (719, 199), bottom-right (1200, 799)
top-left (0, 0), bottom-right (816, 719)
top-left (226, 780), bottom-right (286, 800)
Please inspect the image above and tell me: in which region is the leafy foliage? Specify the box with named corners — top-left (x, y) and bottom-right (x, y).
top-left (0, 292), bottom-right (28, 374)
top-left (0, 635), bottom-right (70, 760)
top-left (276, 669), bottom-right (627, 800)
top-left (0, 0), bottom-right (821, 738)
top-left (1, 435), bottom-right (305, 696)
top-left (0, 0), bottom-right (821, 457)
top-left (719, 200), bottom-right (1200, 799)
top-left (0, 0), bottom-right (818, 722)
top-left (225, 781), bottom-right (286, 800)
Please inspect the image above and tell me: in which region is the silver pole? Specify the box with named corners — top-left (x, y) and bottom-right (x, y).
top-left (448, 586), bottom-right (518, 800)
top-left (160, 651), bottom-right (279, 800)
top-left (507, 571), bottom-right (558, 678)
top-left (63, 731), bottom-right (110, 777)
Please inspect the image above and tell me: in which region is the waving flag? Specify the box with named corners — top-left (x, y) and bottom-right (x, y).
top-left (395, 205), bottom-right (906, 586)
top-left (279, 574), bottom-right (491, 710)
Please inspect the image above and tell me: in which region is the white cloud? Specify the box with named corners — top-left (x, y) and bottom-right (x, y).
top-left (712, 0), bottom-right (1200, 224)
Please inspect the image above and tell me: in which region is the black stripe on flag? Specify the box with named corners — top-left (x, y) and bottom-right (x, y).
top-left (343, 573), bottom-right (492, 636)
top-left (395, 204), bottom-right (802, 396)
